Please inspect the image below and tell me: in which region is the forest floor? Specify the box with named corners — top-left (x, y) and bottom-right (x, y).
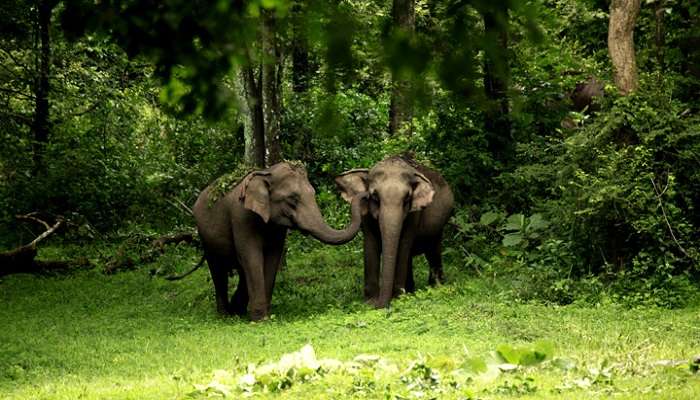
top-left (1, 234), bottom-right (699, 399)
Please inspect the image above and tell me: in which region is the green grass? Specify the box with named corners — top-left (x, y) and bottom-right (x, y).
top-left (1, 234), bottom-right (699, 399)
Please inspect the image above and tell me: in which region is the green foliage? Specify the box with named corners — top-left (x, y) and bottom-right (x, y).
top-left (206, 163), bottom-right (256, 207)
top-left (2, 242), bottom-right (699, 398)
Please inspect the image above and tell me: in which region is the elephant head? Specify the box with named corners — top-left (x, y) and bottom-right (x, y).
top-left (241, 162), bottom-right (366, 244)
top-left (335, 157), bottom-right (435, 306)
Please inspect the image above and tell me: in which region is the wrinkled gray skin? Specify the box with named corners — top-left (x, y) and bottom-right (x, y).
top-left (336, 157), bottom-right (454, 308)
top-left (193, 162), bottom-right (367, 320)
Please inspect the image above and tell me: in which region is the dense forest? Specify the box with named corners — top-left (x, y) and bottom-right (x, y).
top-left (1, 0), bottom-right (699, 398)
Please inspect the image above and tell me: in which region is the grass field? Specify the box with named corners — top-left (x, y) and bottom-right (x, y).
top-left (1, 234), bottom-right (699, 399)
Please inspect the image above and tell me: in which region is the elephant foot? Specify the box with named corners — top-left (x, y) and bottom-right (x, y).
top-left (366, 297), bottom-right (390, 309)
top-left (428, 277), bottom-right (444, 287)
top-left (226, 303), bottom-right (247, 317)
top-left (249, 307), bottom-right (269, 322)
top-left (216, 302), bottom-right (230, 316)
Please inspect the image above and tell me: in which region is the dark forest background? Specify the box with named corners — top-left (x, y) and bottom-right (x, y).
top-left (1, 0), bottom-right (699, 306)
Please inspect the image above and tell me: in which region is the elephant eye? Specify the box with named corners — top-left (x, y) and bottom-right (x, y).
top-left (287, 195), bottom-right (300, 208)
top-left (370, 191), bottom-right (379, 202)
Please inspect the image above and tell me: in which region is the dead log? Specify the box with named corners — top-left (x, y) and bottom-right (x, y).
top-left (0, 215), bottom-right (88, 276)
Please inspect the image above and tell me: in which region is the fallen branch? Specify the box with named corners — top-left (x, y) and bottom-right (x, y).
top-left (0, 215), bottom-right (90, 277)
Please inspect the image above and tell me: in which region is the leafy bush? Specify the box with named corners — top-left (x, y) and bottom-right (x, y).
top-left (478, 74), bottom-right (700, 305)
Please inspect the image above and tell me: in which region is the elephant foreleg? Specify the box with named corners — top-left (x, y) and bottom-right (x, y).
top-left (393, 216), bottom-right (418, 296)
top-left (233, 216), bottom-right (268, 321)
top-left (362, 223), bottom-right (381, 301)
top-left (263, 228), bottom-right (287, 312)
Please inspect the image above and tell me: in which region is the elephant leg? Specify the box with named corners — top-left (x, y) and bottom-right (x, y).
top-left (426, 240), bottom-right (445, 286)
top-left (393, 216), bottom-right (418, 297)
top-left (405, 256), bottom-right (415, 293)
top-left (229, 264), bottom-right (249, 316)
top-left (233, 221), bottom-right (267, 321)
top-left (205, 254), bottom-right (231, 315)
top-left (362, 223), bottom-right (381, 301)
top-left (263, 228), bottom-right (287, 312)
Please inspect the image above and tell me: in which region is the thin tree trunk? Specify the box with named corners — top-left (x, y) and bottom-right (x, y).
top-left (242, 64), bottom-right (265, 168)
top-left (262, 10), bottom-right (283, 165)
top-left (608, 0), bottom-right (641, 95)
top-left (482, 9), bottom-right (511, 160)
top-left (291, 3), bottom-right (310, 93)
top-left (654, 0), bottom-right (665, 70)
top-left (32, 0), bottom-right (53, 174)
top-left (389, 0), bottom-right (414, 136)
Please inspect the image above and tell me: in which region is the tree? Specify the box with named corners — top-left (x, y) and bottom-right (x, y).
top-left (389, 0), bottom-right (415, 136)
top-left (608, 0), bottom-right (641, 95)
top-left (291, 1), bottom-right (311, 93)
top-left (261, 10), bottom-right (283, 165)
top-left (481, 6), bottom-right (511, 160)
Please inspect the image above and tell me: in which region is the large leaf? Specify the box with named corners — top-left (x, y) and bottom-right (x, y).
top-left (479, 211), bottom-right (502, 226)
top-left (503, 214), bottom-right (525, 231)
top-left (527, 213), bottom-right (550, 232)
top-left (502, 233), bottom-right (523, 247)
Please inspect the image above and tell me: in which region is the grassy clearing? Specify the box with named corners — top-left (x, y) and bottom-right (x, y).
top-left (1, 234), bottom-right (699, 399)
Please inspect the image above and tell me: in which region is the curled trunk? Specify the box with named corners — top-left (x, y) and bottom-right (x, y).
top-left (306, 193), bottom-right (367, 245)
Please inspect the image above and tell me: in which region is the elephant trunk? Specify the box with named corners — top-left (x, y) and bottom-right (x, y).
top-left (303, 192), bottom-right (366, 245)
top-left (376, 209), bottom-right (403, 308)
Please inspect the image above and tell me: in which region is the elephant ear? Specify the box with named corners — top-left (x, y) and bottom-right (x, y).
top-left (335, 169), bottom-right (369, 203)
top-left (410, 172), bottom-right (435, 212)
top-left (240, 171), bottom-right (272, 223)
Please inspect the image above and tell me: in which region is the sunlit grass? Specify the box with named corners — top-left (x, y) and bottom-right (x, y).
top-left (1, 235), bottom-right (699, 399)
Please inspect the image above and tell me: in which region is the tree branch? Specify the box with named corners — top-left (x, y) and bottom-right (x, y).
top-left (0, 86), bottom-right (35, 101)
top-left (650, 177), bottom-right (690, 258)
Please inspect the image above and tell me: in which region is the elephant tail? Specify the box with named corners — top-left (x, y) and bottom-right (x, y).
top-left (165, 255), bottom-right (205, 281)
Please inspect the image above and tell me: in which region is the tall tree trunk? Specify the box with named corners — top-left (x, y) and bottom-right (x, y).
top-left (32, 0), bottom-right (53, 174)
top-left (291, 3), bottom-right (310, 93)
top-left (389, 0), bottom-right (414, 136)
top-left (608, 0), bottom-right (641, 95)
top-left (261, 10), bottom-right (283, 165)
top-left (653, 0), bottom-right (665, 70)
top-left (242, 65), bottom-right (266, 168)
top-left (482, 9), bottom-right (511, 160)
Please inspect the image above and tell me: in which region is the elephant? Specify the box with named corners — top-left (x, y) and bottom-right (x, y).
top-left (335, 155), bottom-right (454, 308)
top-left (193, 161), bottom-right (367, 320)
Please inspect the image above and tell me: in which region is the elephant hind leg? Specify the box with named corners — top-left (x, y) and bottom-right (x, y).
top-left (206, 254), bottom-right (231, 315)
top-left (404, 256), bottom-right (416, 293)
top-left (229, 268), bottom-right (249, 316)
top-left (425, 241), bottom-right (445, 286)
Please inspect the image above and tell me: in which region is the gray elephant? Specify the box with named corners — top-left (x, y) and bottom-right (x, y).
top-left (193, 161), bottom-right (367, 320)
top-left (335, 155), bottom-right (454, 308)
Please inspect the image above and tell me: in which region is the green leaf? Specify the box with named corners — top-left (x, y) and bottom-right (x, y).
top-left (503, 214), bottom-right (525, 231)
top-left (462, 357), bottom-right (487, 374)
top-left (527, 213), bottom-right (549, 231)
top-left (534, 340), bottom-right (555, 360)
top-left (496, 344), bottom-right (522, 364)
top-left (479, 211), bottom-right (502, 226)
top-left (502, 233), bottom-right (523, 247)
